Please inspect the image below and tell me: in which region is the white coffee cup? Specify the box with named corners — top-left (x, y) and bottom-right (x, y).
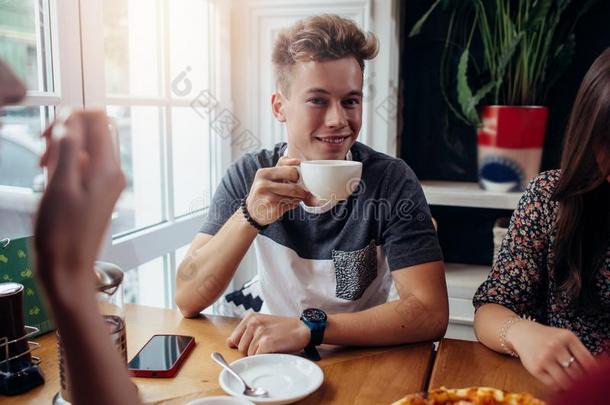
top-left (297, 160), bottom-right (362, 202)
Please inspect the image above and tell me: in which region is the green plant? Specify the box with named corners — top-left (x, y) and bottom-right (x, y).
top-left (410, 0), bottom-right (600, 127)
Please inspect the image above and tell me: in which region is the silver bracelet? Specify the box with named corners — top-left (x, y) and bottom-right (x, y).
top-left (499, 315), bottom-right (534, 358)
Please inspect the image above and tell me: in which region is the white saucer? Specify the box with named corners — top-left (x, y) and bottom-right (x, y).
top-left (218, 354), bottom-right (324, 405)
top-left (186, 397), bottom-right (254, 405)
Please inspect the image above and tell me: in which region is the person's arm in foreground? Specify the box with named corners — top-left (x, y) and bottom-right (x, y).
top-left (226, 260), bottom-right (448, 355)
top-left (176, 156), bottom-right (313, 317)
top-left (34, 111), bottom-right (140, 405)
top-left (552, 359), bottom-right (610, 405)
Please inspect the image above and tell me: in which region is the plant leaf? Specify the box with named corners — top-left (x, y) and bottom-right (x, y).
top-left (409, 0), bottom-right (443, 37)
top-left (576, 0), bottom-right (601, 19)
top-left (456, 48), bottom-right (480, 126)
top-left (557, 0), bottom-right (571, 12)
top-left (545, 33), bottom-right (576, 95)
top-left (439, 0), bottom-right (454, 10)
top-left (539, 1), bottom-right (601, 102)
top-left (491, 30), bottom-right (523, 104)
top-left (471, 80), bottom-right (497, 116)
top-left (496, 31), bottom-right (524, 80)
top-left (525, 0), bottom-right (552, 30)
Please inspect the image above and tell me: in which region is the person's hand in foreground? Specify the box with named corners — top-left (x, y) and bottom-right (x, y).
top-left (35, 111), bottom-right (139, 405)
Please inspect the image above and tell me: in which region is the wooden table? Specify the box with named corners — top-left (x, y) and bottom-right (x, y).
top-left (7, 304), bottom-right (434, 404)
top-left (429, 338), bottom-right (549, 401)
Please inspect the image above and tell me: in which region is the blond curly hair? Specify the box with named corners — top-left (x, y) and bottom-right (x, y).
top-left (272, 14), bottom-right (378, 95)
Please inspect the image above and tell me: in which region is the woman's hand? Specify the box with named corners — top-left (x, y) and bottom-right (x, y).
top-left (507, 320), bottom-right (597, 389)
top-left (34, 111), bottom-right (126, 307)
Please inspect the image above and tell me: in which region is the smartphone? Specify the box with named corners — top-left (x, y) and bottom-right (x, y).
top-left (128, 334), bottom-right (196, 378)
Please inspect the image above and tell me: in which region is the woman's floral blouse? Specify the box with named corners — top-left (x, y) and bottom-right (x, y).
top-left (473, 170), bottom-right (610, 355)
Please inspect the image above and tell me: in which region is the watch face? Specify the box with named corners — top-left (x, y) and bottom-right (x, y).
top-left (302, 308), bottom-right (327, 323)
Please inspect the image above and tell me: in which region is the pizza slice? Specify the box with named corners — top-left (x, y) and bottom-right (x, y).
top-left (391, 386), bottom-right (546, 405)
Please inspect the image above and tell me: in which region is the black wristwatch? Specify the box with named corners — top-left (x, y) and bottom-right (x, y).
top-left (300, 308), bottom-right (327, 361)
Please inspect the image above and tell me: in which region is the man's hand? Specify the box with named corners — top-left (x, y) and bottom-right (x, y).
top-left (508, 320), bottom-right (597, 389)
top-left (227, 312), bottom-right (310, 356)
top-left (35, 111), bottom-right (126, 307)
top-left (245, 156), bottom-right (315, 225)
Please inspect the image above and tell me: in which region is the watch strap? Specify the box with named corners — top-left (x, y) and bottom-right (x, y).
top-left (307, 320), bottom-right (325, 346)
top-left (303, 344), bottom-right (321, 361)
top-left (300, 311), bottom-right (326, 362)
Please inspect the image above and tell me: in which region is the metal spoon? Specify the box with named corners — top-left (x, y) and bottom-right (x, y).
top-left (211, 352), bottom-right (269, 398)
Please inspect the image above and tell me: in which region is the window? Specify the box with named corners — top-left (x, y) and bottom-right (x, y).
top-left (0, 1), bottom-right (54, 191)
top-left (0, 0), bottom-right (53, 92)
top-left (0, 106), bottom-right (46, 190)
top-left (124, 256), bottom-right (169, 308)
top-left (83, 0), bottom-right (230, 306)
top-left (107, 105), bottom-right (164, 235)
top-left (1, 0), bottom-right (230, 309)
top-left (97, 0), bottom-right (214, 237)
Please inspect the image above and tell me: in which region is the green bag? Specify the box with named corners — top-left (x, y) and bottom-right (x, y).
top-left (0, 236), bottom-right (54, 337)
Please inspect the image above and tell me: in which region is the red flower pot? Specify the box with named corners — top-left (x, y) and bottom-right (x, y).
top-left (477, 105), bottom-right (548, 191)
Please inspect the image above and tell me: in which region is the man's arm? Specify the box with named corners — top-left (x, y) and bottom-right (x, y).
top-left (175, 156), bottom-right (313, 318)
top-left (227, 260), bottom-right (449, 355)
top-left (324, 260), bottom-right (448, 345)
top-left (175, 212), bottom-right (258, 318)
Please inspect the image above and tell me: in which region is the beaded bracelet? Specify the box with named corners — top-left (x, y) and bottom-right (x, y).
top-left (499, 316), bottom-right (522, 358)
top-left (499, 315), bottom-right (535, 358)
top-left (240, 196), bottom-right (268, 232)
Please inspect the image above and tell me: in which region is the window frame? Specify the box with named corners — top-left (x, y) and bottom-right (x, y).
top-left (79, 0), bottom-right (231, 308)
top-left (2, 0), bottom-right (231, 308)
top-left (0, 0), bottom-right (83, 229)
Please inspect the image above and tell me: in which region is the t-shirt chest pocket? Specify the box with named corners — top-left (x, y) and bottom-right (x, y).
top-left (332, 240), bottom-right (377, 301)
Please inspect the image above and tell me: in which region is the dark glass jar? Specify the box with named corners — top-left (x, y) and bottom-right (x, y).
top-left (0, 283), bottom-right (28, 367)
top-left (0, 282), bottom-right (45, 395)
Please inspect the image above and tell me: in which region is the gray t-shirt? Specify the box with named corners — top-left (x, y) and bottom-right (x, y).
top-left (201, 142), bottom-right (442, 316)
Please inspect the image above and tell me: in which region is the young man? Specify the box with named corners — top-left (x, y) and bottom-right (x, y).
top-left (176, 15), bottom-right (448, 357)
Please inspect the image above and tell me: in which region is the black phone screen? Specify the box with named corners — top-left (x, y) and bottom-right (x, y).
top-left (128, 335), bottom-right (193, 371)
